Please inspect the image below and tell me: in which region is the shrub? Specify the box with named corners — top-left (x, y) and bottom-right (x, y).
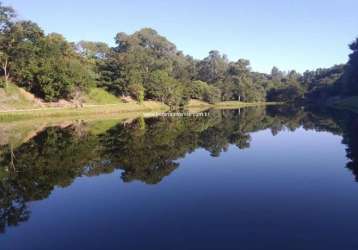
top-left (129, 83), bottom-right (144, 103)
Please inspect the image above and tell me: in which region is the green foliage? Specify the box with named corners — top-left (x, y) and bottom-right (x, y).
top-left (338, 38), bottom-right (358, 96)
top-left (189, 80), bottom-right (208, 99)
top-left (0, 76), bottom-right (5, 87)
top-left (100, 28), bottom-right (193, 107)
top-left (76, 41), bottom-right (109, 61)
top-left (0, 3), bottom-right (97, 101)
top-left (197, 50), bottom-right (228, 84)
top-left (84, 87), bottom-right (121, 104)
top-left (187, 80), bottom-right (221, 103)
top-left (12, 32), bottom-right (96, 101)
top-left (203, 85), bottom-right (221, 103)
top-left (186, 79), bottom-right (221, 103)
top-left (128, 83), bottom-right (144, 103)
top-left (0, 2), bottom-right (15, 29)
top-left (267, 85), bottom-right (304, 102)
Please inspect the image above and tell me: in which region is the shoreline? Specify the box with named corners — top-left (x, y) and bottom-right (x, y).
top-left (187, 100), bottom-right (281, 109)
top-left (0, 100), bottom-right (280, 123)
top-left (0, 101), bottom-right (169, 122)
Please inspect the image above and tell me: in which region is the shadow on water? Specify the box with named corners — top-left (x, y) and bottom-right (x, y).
top-left (0, 105), bottom-right (357, 233)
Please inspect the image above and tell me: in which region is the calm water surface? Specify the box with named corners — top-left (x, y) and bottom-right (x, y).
top-left (1, 106), bottom-right (358, 250)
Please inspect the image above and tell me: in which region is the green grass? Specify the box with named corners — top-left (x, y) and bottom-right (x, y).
top-left (0, 101), bottom-right (169, 122)
top-left (87, 119), bottom-right (121, 135)
top-left (0, 83), bottom-right (38, 109)
top-left (0, 168), bottom-right (7, 180)
top-left (0, 85), bottom-right (122, 110)
top-left (0, 84), bottom-right (280, 122)
top-left (187, 99), bottom-right (281, 109)
top-left (333, 96), bottom-right (358, 113)
top-left (0, 84), bottom-right (168, 122)
top-left (0, 111), bottom-right (165, 149)
top-left (214, 101), bottom-right (269, 107)
top-left (83, 88), bottom-right (122, 105)
top-left (187, 99), bottom-right (211, 107)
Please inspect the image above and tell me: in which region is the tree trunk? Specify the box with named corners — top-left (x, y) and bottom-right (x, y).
top-left (10, 144), bottom-right (16, 172)
top-left (2, 58), bottom-right (9, 88)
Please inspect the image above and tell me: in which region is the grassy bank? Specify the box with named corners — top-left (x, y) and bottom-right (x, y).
top-left (0, 83), bottom-right (40, 110)
top-left (332, 96), bottom-right (358, 113)
top-left (0, 99), bottom-right (281, 122)
top-left (0, 83), bottom-right (280, 122)
top-left (187, 99), bottom-right (280, 109)
top-left (0, 101), bottom-right (169, 122)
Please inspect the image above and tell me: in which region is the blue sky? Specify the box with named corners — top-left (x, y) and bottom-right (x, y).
top-left (4, 0), bottom-right (358, 73)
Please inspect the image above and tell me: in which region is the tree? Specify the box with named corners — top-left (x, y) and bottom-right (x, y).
top-left (8, 30), bottom-right (95, 100)
top-left (197, 50), bottom-right (228, 84)
top-left (340, 38), bottom-right (358, 95)
top-left (128, 83), bottom-right (144, 103)
top-left (203, 85), bottom-right (221, 104)
top-left (271, 66), bottom-right (283, 82)
top-left (0, 2), bottom-right (16, 86)
top-left (76, 41), bottom-right (109, 60)
top-left (0, 2), bottom-right (15, 31)
top-left (100, 28), bottom-right (176, 96)
top-left (188, 80), bottom-right (209, 99)
top-left (145, 70), bottom-right (187, 107)
top-left (100, 28), bottom-right (193, 106)
top-left (224, 59), bottom-right (265, 102)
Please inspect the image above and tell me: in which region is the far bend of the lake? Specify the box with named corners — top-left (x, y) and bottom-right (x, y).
top-left (1, 106), bottom-right (358, 250)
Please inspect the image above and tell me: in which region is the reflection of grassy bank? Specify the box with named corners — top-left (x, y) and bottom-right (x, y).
top-left (333, 96), bottom-right (358, 113)
top-left (187, 99), bottom-right (281, 109)
top-left (0, 112), bottom-right (161, 147)
top-left (0, 100), bottom-right (281, 122)
top-left (213, 101), bottom-right (280, 109)
top-left (0, 101), bottom-right (169, 122)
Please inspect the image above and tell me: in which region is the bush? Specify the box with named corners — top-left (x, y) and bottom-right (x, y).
top-left (189, 80), bottom-right (208, 99)
top-left (129, 83), bottom-right (144, 103)
top-left (0, 77), bottom-right (6, 88)
top-left (203, 85), bottom-right (221, 104)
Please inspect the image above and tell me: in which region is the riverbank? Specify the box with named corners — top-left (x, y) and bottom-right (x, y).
top-left (187, 99), bottom-right (280, 109)
top-left (0, 100), bottom-right (283, 122)
top-left (0, 101), bottom-right (169, 122)
top-left (0, 83), bottom-right (280, 122)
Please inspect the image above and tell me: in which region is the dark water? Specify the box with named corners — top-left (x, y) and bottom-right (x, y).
top-left (1, 106), bottom-right (358, 250)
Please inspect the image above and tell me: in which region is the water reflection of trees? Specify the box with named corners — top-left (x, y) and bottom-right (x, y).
top-left (0, 106), bottom-right (357, 232)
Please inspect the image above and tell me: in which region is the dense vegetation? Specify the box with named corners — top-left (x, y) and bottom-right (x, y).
top-left (0, 2), bottom-right (357, 107)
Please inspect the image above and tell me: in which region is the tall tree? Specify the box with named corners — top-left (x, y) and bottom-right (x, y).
top-left (341, 38), bottom-right (358, 95)
top-left (197, 50), bottom-right (229, 84)
top-left (0, 2), bottom-right (16, 85)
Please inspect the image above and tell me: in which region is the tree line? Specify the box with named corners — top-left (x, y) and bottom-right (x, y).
top-left (0, 2), bottom-right (357, 106)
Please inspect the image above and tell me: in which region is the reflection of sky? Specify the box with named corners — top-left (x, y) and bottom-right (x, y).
top-left (2, 127), bottom-right (357, 250)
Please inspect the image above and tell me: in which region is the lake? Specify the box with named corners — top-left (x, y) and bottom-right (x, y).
top-left (1, 106), bottom-right (358, 250)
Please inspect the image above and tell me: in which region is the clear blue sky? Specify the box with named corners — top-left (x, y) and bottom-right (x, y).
top-left (4, 0), bottom-right (358, 73)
